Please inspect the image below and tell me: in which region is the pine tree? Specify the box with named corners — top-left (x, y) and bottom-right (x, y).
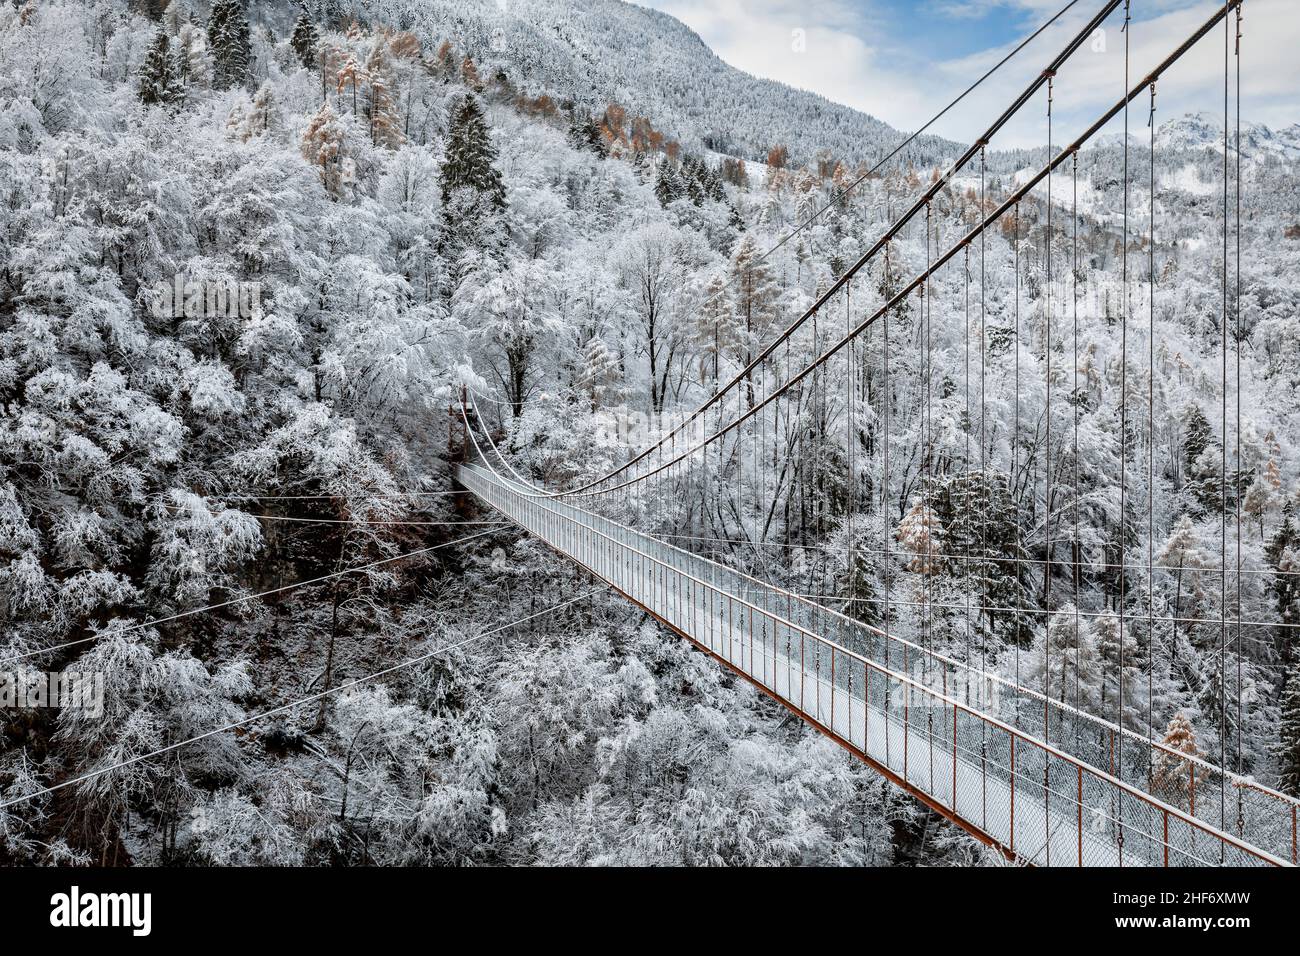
top-left (1180, 405), bottom-right (1216, 512)
top-left (567, 117), bottom-right (604, 156)
top-left (1265, 500), bottom-right (1297, 568)
top-left (132, 0), bottom-right (169, 20)
top-left (169, 50), bottom-right (189, 108)
top-left (933, 470), bottom-right (1031, 644)
top-left (1182, 404), bottom-right (1212, 474)
top-left (138, 29), bottom-right (180, 106)
top-left (703, 162), bottom-right (725, 202)
top-left (727, 202), bottom-right (745, 232)
top-left (439, 94), bottom-right (505, 209)
top-left (838, 546), bottom-right (881, 629)
top-left (679, 155), bottom-right (705, 205)
top-left (290, 12), bottom-right (318, 70)
top-left (438, 94), bottom-right (506, 272)
top-left (1277, 662), bottom-right (1300, 796)
top-left (654, 161), bottom-right (682, 207)
top-left (1267, 503), bottom-right (1300, 668)
top-left (207, 0), bottom-right (251, 91)
top-left (1187, 443), bottom-right (1235, 516)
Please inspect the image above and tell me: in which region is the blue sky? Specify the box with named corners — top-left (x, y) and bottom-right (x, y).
top-left (869, 1), bottom-right (1053, 61)
top-left (639, 0), bottom-right (1300, 148)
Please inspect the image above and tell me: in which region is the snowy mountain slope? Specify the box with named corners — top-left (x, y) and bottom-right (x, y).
top-left (981, 109), bottom-right (1299, 230)
top-left (1157, 111), bottom-right (1300, 158)
top-left (1091, 111), bottom-right (1300, 160)
top-left (3, 0), bottom-right (1299, 872)
top-left (327, 0), bottom-right (957, 168)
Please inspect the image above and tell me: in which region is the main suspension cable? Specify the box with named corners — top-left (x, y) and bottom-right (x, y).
top-left (514, 1), bottom-right (1127, 501)
top-left (505, 0), bottom-right (1242, 504)
top-left (693, 0), bottom-right (1089, 310)
top-left (1118, 0), bottom-right (1131, 831)
top-left (1148, 78), bottom-right (1158, 768)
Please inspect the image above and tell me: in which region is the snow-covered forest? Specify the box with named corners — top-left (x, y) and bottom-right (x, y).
top-left (1, 0), bottom-right (1298, 867)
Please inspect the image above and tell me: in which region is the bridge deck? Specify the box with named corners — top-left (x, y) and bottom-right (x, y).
top-left (457, 462), bottom-right (1289, 867)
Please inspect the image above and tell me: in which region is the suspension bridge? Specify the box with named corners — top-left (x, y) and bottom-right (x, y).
top-left (456, 0), bottom-right (1300, 866)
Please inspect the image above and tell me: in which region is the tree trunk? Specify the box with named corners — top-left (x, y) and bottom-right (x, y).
top-left (314, 587), bottom-right (342, 732)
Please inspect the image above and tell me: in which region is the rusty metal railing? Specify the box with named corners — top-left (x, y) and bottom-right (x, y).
top-left (458, 461), bottom-right (1290, 867)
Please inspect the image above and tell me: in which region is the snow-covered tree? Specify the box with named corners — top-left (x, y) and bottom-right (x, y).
top-left (897, 498), bottom-right (941, 576)
top-left (440, 93), bottom-right (505, 209)
top-left (1278, 663), bottom-right (1300, 796)
top-left (301, 101), bottom-right (355, 200)
top-left (290, 11), bottom-right (318, 70)
top-left (609, 222), bottom-right (707, 414)
top-left (1157, 514), bottom-right (1209, 624)
top-left (1152, 711), bottom-right (1204, 808)
top-left (207, 0), bottom-right (250, 90)
top-left (138, 29), bottom-right (180, 106)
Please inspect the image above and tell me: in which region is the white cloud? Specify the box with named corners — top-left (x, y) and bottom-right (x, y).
top-left (645, 0), bottom-right (932, 134)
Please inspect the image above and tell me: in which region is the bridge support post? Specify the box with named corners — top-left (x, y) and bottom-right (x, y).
top-left (1163, 809), bottom-right (1169, 867)
top-left (952, 706), bottom-right (958, 812)
top-left (1010, 737), bottom-right (1016, 856)
top-left (1077, 765), bottom-right (1083, 867)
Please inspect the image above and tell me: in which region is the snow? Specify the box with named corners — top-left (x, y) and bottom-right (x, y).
top-left (4, 0), bottom-right (1299, 869)
top-left (461, 463), bottom-right (1295, 866)
top-left (1163, 162), bottom-right (1217, 197)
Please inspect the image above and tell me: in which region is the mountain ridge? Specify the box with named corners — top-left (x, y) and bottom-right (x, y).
top-left (324, 0), bottom-right (958, 168)
top-left (1091, 111), bottom-right (1300, 159)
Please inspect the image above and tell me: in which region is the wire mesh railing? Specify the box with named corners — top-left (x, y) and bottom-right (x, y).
top-left (457, 461), bottom-right (1290, 867)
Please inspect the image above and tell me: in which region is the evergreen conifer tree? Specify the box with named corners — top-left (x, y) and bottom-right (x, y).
top-left (208, 0), bottom-right (251, 90)
top-left (440, 94), bottom-right (506, 209)
top-left (1183, 405), bottom-right (1213, 473)
top-left (138, 29), bottom-right (180, 106)
top-left (1277, 663), bottom-right (1300, 796)
top-left (567, 117), bottom-right (605, 156)
top-left (290, 11), bottom-right (318, 70)
top-left (934, 470), bottom-right (1032, 644)
top-left (438, 94), bottom-right (506, 270)
top-left (654, 161), bottom-right (683, 207)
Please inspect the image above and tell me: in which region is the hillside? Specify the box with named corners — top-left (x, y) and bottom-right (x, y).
top-left (1, 0), bottom-right (1298, 872)
top-left (322, 0), bottom-right (957, 168)
top-left (1090, 111), bottom-right (1300, 159)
